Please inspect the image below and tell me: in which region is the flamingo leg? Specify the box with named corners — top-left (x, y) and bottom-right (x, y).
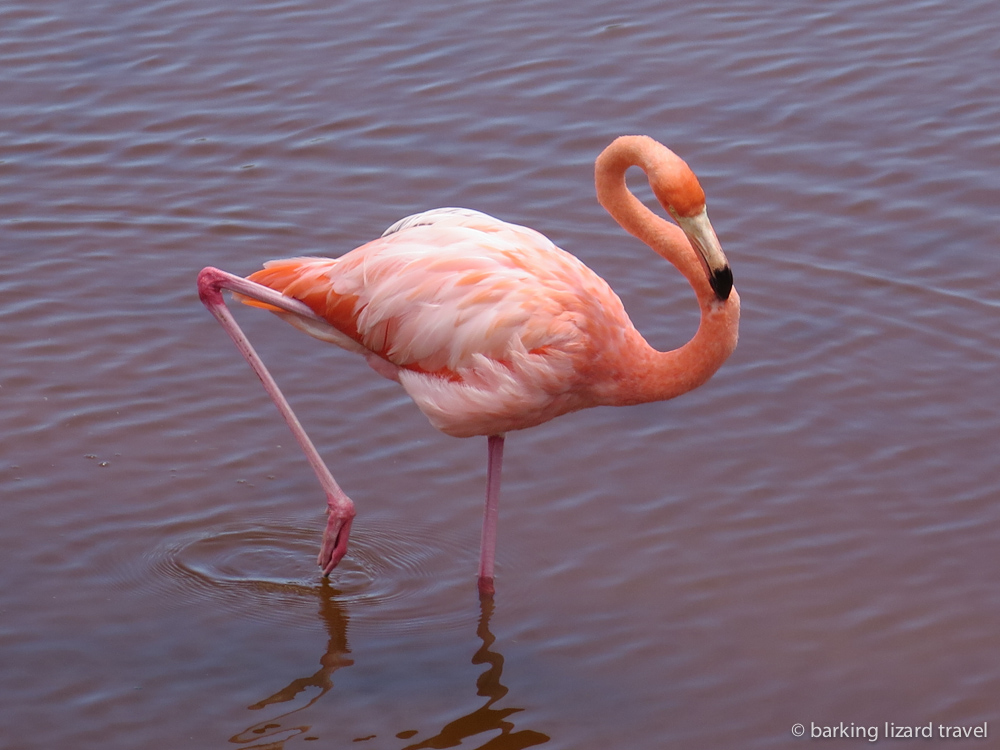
top-left (197, 266), bottom-right (356, 575)
top-left (478, 434), bottom-right (505, 598)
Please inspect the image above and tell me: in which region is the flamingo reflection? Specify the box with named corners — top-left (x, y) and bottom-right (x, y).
top-left (400, 596), bottom-right (548, 750)
top-left (229, 585), bottom-right (548, 749)
top-left (228, 580), bottom-right (352, 747)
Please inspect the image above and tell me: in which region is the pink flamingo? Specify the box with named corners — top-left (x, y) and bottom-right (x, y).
top-left (198, 135), bottom-right (740, 597)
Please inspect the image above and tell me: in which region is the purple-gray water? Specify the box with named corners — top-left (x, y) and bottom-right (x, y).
top-left (2, 1), bottom-right (999, 747)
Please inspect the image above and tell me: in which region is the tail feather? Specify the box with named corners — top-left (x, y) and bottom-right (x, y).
top-left (239, 258), bottom-right (365, 348)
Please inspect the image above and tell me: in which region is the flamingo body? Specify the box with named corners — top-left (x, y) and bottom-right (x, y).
top-left (241, 208), bottom-right (638, 438)
top-left (198, 136), bottom-right (740, 596)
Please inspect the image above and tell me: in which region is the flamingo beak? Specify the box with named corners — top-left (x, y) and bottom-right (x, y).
top-left (675, 207), bottom-right (733, 301)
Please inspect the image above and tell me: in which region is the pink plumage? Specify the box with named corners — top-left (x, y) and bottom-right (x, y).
top-left (240, 208), bottom-right (635, 438)
top-left (198, 136), bottom-right (740, 597)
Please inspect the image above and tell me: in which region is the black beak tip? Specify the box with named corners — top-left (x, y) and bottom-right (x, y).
top-left (710, 266), bottom-right (733, 301)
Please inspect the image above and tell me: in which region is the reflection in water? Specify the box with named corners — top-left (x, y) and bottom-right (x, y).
top-left (229, 585), bottom-right (549, 749)
top-left (229, 580), bottom-right (353, 747)
top-left (400, 597), bottom-right (549, 750)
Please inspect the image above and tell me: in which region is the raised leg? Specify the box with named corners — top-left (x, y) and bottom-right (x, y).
top-left (197, 266), bottom-right (355, 575)
top-left (478, 434), bottom-right (505, 598)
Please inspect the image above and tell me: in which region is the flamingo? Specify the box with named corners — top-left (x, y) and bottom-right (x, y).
top-left (197, 135), bottom-right (740, 597)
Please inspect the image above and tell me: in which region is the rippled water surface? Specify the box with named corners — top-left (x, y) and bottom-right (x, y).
top-left (3, 0), bottom-right (999, 747)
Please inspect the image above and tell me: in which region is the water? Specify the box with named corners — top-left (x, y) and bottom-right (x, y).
top-left (2, 0), bottom-right (999, 747)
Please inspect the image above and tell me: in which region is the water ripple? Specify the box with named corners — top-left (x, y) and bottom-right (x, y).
top-left (130, 516), bottom-right (479, 634)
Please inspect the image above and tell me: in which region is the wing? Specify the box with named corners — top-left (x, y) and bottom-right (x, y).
top-left (243, 208), bottom-right (634, 435)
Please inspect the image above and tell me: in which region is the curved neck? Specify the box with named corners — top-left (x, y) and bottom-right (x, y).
top-left (593, 136), bottom-right (740, 405)
top-left (615, 294), bottom-right (740, 405)
top-left (595, 136), bottom-right (711, 301)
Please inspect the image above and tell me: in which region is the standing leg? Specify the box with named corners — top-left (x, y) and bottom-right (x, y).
top-left (478, 433), bottom-right (505, 598)
top-left (197, 266), bottom-right (355, 574)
